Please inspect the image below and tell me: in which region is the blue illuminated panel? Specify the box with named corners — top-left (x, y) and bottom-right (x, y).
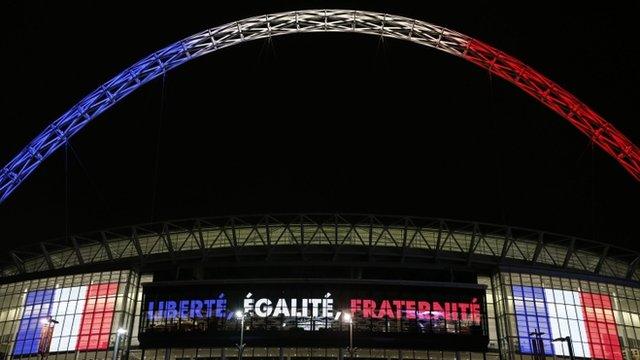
top-left (13, 289), bottom-right (55, 356)
top-left (512, 285), bottom-right (554, 355)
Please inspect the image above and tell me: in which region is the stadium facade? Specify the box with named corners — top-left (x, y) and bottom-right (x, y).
top-left (1, 214), bottom-right (639, 360)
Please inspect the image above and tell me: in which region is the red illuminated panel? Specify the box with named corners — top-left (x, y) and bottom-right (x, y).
top-left (580, 292), bottom-right (623, 360)
top-left (77, 283), bottom-right (118, 351)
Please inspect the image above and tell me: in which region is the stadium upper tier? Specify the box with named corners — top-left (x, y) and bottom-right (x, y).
top-left (1, 214), bottom-right (637, 283)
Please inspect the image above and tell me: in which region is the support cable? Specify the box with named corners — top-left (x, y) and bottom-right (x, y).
top-left (487, 71), bottom-right (508, 225)
top-left (64, 141), bottom-right (70, 241)
top-left (67, 143), bottom-right (111, 216)
top-left (150, 73), bottom-right (167, 222)
top-left (591, 141), bottom-right (597, 242)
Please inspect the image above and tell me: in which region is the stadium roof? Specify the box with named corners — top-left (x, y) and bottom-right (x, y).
top-left (1, 214), bottom-right (638, 284)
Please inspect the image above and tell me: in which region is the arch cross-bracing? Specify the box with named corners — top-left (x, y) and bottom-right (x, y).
top-left (1, 10), bottom-right (638, 204)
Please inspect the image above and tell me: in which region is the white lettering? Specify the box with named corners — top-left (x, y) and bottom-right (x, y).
top-left (255, 298), bottom-right (273, 317)
top-left (241, 296), bottom-right (335, 320)
top-left (291, 298), bottom-right (297, 316)
top-left (311, 299), bottom-right (322, 318)
top-left (272, 298), bottom-right (290, 317)
top-left (243, 298), bottom-right (255, 315)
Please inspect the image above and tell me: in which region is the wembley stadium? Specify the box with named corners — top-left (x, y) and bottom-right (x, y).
top-left (1, 7), bottom-right (639, 360)
top-left (0, 214), bottom-right (639, 360)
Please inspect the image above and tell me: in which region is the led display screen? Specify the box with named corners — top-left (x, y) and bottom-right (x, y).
top-left (140, 280), bottom-right (489, 351)
top-left (512, 285), bottom-right (623, 359)
top-left (12, 283), bottom-right (118, 357)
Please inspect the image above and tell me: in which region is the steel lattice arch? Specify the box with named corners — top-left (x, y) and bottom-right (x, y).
top-left (0, 9), bottom-right (639, 204)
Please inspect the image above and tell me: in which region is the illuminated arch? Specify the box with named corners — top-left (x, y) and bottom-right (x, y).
top-left (1, 10), bottom-right (638, 203)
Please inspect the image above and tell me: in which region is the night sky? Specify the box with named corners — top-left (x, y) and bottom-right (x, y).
top-left (0, 1), bottom-right (638, 252)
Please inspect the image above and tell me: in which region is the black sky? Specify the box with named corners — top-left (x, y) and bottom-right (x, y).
top-left (0, 1), bottom-right (638, 251)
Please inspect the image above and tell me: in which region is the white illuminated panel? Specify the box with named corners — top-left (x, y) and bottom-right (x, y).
top-left (49, 286), bottom-right (87, 352)
top-left (544, 289), bottom-right (590, 358)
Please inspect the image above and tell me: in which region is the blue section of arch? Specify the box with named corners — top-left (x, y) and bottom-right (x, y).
top-left (0, 40), bottom-right (190, 203)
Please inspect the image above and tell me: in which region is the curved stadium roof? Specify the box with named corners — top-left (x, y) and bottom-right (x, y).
top-left (1, 214), bottom-right (638, 283)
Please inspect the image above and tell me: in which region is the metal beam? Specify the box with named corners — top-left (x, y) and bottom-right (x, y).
top-left (594, 246), bottom-right (610, 274)
top-left (531, 232), bottom-right (545, 263)
top-left (162, 224), bottom-right (175, 260)
top-left (40, 243), bottom-right (54, 270)
top-left (627, 256), bottom-right (640, 280)
top-left (400, 218), bottom-right (410, 263)
top-left (194, 220), bottom-right (205, 252)
top-left (434, 220), bottom-right (444, 260)
top-left (99, 231), bottom-right (114, 261)
top-left (10, 252), bottom-right (25, 274)
top-left (131, 228), bottom-right (144, 261)
top-left (70, 236), bottom-right (85, 265)
top-left (562, 238), bottom-right (576, 269)
top-left (499, 229), bottom-right (513, 262)
top-left (467, 223), bottom-right (479, 265)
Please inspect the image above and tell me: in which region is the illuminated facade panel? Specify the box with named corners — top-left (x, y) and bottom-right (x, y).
top-left (49, 286), bottom-right (86, 352)
top-left (13, 289), bottom-right (54, 356)
top-left (496, 272), bottom-right (636, 360)
top-left (77, 283), bottom-right (119, 351)
top-left (11, 283), bottom-right (118, 356)
top-left (511, 286), bottom-right (553, 355)
top-left (544, 288), bottom-right (591, 357)
top-left (581, 292), bottom-right (623, 359)
top-left (0, 271), bottom-right (137, 359)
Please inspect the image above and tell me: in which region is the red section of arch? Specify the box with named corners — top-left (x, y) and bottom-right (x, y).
top-left (463, 39), bottom-right (640, 181)
top-left (580, 292), bottom-right (623, 360)
top-left (77, 283), bottom-right (118, 351)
